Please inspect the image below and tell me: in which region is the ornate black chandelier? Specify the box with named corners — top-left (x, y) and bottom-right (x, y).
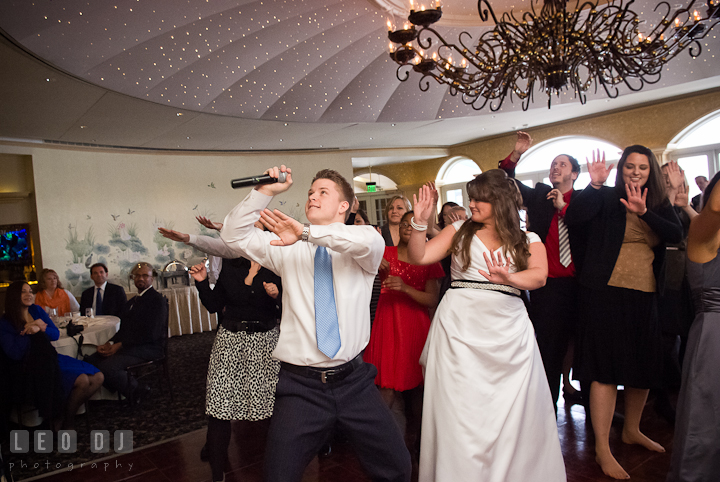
top-left (387, 0), bottom-right (720, 111)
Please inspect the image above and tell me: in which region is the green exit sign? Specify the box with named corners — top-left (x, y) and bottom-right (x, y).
top-left (366, 182), bottom-right (377, 192)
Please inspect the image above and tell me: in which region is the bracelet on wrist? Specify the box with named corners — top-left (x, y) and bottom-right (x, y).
top-left (410, 217), bottom-right (428, 231)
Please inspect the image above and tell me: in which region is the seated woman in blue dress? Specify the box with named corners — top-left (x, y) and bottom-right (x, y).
top-left (0, 281), bottom-right (104, 429)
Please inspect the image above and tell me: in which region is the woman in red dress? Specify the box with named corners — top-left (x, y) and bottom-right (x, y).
top-left (364, 211), bottom-right (444, 440)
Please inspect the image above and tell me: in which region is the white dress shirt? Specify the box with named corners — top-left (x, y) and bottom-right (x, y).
top-left (221, 189), bottom-right (384, 367)
top-left (92, 281), bottom-right (107, 313)
top-left (186, 234), bottom-right (237, 284)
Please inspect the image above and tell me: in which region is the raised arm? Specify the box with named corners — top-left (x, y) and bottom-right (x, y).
top-left (220, 166), bottom-right (293, 274)
top-left (408, 185), bottom-right (455, 265)
top-left (688, 176), bottom-right (720, 263)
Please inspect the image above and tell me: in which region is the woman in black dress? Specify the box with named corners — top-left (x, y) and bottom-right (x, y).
top-left (565, 146), bottom-right (682, 480)
top-left (191, 255), bottom-right (281, 482)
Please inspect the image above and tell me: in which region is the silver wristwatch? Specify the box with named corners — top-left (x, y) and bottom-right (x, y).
top-left (301, 223), bottom-right (310, 242)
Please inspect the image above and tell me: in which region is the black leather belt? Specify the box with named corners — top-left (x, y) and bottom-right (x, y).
top-left (222, 319), bottom-right (276, 333)
top-left (281, 354), bottom-right (363, 384)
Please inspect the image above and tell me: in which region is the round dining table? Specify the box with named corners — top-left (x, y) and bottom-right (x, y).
top-left (51, 315), bottom-right (121, 359)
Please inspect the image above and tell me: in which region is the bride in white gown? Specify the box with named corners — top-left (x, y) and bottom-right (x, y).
top-left (408, 170), bottom-right (566, 482)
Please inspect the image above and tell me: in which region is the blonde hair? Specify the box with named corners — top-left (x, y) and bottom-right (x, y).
top-left (383, 195), bottom-right (412, 222)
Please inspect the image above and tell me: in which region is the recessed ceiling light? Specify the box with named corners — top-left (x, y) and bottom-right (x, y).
top-left (177, 112), bottom-right (183, 116)
top-left (186, 136), bottom-right (191, 139)
top-left (80, 125), bottom-right (87, 129)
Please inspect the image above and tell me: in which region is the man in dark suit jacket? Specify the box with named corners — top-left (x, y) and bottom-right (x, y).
top-left (87, 262), bottom-right (167, 398)
top-left (80, 263), bottom-right (128, 317)
top-left (498, 131), bottom-right (584, 409)
top-left (691, 175), bottom-right (708, 212)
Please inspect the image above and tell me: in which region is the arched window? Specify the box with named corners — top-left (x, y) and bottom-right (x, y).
top-left (436, 156), bottom-right (482, 207)
top-left (666, 109), bottom-right (720, 200)
top-left (516, 136), bottom-right (623, 189)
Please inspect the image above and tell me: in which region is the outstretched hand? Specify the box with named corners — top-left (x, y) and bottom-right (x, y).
top-left (412, 185), bottom-right (435, 225)
top-left (196, 216), bottom-right (223, 231)
top-left (511, 131), bottom-right (533, 161)
top-left (674, 183), bottom-right (690, 208)
top-left (664, 161), bottom-right (684, 191)
top-left (587, 149), bottom-right (614, 188)
top-left (259, 209), bottom-right (304, 246)
top-left (620, 183), bottom-right (648, 215)
top-left (478, 251), bottom-right (513, 285)
top-left (158, 227), bottom-right (190, 243)
top-left (425, 181), bottom-right (439, 205)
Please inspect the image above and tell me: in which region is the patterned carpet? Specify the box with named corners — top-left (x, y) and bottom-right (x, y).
top-left (3, 330), bottom-right (216, 481)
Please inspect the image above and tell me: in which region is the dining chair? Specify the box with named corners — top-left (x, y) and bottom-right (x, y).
top-left (121, 296), bottom-right (174, 406)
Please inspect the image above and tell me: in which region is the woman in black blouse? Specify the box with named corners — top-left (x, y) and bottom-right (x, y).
top-left (566, 146), bottom-right (682, 480)
top-left (191, 255), bottom-right (281, 482)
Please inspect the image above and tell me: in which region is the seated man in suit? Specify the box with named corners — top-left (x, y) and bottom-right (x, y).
top-left (80, 263), bottom-right (127, 317)
top-left (87, 262), bottom-right (167, 400)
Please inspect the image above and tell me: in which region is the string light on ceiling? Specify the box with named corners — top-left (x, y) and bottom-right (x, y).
top-left (387, 0), bottom-right (720, 111)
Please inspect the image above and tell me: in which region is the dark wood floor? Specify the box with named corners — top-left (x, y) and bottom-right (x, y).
top-left (30, 390), bottom-right (675, 482)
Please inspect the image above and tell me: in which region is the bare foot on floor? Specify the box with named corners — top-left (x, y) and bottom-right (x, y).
top-left (622, 430), bottom-right (665, 452)
top-left (596, 452), bottom-right (630, 480)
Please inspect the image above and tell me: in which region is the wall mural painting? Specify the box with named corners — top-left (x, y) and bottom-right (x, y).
top-left (59, 196), bottom-right (303, 296)
top-left (63, 225), bottom-right (110, 294)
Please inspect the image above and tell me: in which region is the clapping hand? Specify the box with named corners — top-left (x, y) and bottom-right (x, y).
top-left (158, 227), bottom-right (190, 243)
top-left (259, 209), bottom-right (304, 246)
top-left (587, 149), bottom-right (614, 188)
top-left (620, 182), bottom-right (648, 215)
top-left (196, 216), bottom-right (223, 231)
top-left (188, 263), bottom-right (208, 282)
top-left (478, 251), bottom-right (513, 285)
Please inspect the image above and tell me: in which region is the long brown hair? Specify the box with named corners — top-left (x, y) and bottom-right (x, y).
top-left (3, 281), bottom-right (30, 331)
top-left (450, 169), bottom-right (530, 271)
top-left (38, 268), bottom-right (64, 291)
top-left (613, 145), bottom-right (668, 210)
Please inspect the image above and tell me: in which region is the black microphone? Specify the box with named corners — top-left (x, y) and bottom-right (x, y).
top-left (231, 171), bottom-right (288, 189)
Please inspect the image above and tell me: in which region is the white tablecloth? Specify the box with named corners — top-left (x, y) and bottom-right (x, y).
top-left (51, 315), bottom-right (121, 358)
top-left (160, 285), bottom-right (218, 336)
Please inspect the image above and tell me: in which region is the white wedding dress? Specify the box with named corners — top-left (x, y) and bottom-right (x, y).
top-left (419, 227), bottom-right (566, 482)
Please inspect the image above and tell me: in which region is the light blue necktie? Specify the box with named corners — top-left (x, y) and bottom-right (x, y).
top-left (314, 246), bottom-right (341, 358)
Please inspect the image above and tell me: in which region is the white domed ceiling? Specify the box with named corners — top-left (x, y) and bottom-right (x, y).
top-left (1, 0), bottom-right (719, 151)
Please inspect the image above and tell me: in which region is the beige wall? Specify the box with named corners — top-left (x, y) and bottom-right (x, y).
top-left (0, 143), bottom-right (354, 296)
top-left (364, 88), bottom-right (720, 192)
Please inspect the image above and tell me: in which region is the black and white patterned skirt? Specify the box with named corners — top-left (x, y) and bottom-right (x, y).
top-left (205, 324), bottom-right (281, 421)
